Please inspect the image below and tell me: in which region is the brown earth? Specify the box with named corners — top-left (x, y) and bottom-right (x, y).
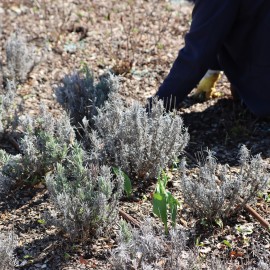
top-left (0, 0), bottom-right (269, 269)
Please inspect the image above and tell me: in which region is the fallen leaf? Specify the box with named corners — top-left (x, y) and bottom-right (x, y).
top-left (79, 256), bottom-right (89, 265)
top-left (229, 250), bottom-right (244, 258)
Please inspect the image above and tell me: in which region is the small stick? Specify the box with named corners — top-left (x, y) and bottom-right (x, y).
top-left (244, 203), bottom-right (270, 231)
top-left (119, 209), bottom-right (141, 228)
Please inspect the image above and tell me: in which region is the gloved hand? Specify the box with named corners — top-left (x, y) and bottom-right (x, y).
top-left (193, 70), bottom-right (222, 100)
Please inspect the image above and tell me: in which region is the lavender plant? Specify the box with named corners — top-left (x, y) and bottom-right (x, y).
top-left (90, 97), bottom-right (189, 180)
top-left (0, 231), bottom-right (18, 270)
top-left (110, 219), bottom-right (197, 270)
top-left (45, 142), bottom-right (123, 240)
top-left (5, 32), bottom-right (37, 83)
top-left (55, 66), bottom-right (119, 129)
top-left (180, 145), bottom-right (269, 221)
top-left (0, 80), bottom-right (17, 136)
top-left (1, 31), bottom-right (37, 135)
top-left (111, 219), bottom-right (267, 270)
top-left (0, 106), bottom-right (74, 185)
top-left (0, 148), bottom-right (15, 198)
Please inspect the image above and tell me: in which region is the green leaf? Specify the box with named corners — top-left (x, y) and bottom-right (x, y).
top-left (113, 167), bottom-right (132, 197)
top-left (23, 254), bottom-right (33, 259)
top-left (37, 219), bottom-right (46, 225)
top-left (64, 253), bottom-right (71, 260)
top-left (222, 240), bottom-right (232, 249)
top-left (195, 237), bottom-right (204, 247)
top-left (167, 192), bottom-right (179, 227)
top-left (160, 170), bottom-right (169, 188)
top-left (153, 193), bottom-right (163, 201)
top-left (235, 224), bottom-right (253, 236)
top-left (215, 218), bottom-right (223, 229)
top-left (153, 192), bottom-right (168, 234)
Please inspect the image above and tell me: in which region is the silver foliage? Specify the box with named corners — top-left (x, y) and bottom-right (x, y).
top-left (55, 67), bottom-right (119, 129)
top-left (90, 97), bottom-right (189, 180)
top-left (111, 219), bottom-right (197, 270)
top-left (180, 145), bottom-right (269, 221)
top-left (1, 106), bottom-right (75, 184)
top-left (0, 80), bottom-right (17, 135)
top-left (0, 231), bottom-right (18, 270)
top-left (111, 219), bottom-right (268, 270)
top-left (46, 142), bottom-right (123, 240)
top-left (5, 32), bottom-right (37, 83)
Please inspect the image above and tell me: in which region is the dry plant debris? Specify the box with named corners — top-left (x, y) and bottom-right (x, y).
top-left (0, 0), bottom-right (269, 269)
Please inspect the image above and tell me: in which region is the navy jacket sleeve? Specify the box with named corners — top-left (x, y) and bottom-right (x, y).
top-left (155, 0), bottom-right (240, 106)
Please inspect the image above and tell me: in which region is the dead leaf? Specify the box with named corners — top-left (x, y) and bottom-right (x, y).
top-left (229, 250), bottom-right (244, 258)
top-left (79, 256), bottom-right (89, 265)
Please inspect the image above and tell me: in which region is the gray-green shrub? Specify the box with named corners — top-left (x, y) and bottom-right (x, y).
top-left (111, 219), bottom-right (268, 270)
top-left (111, 219), bottom-right (197, 270)
top-left (180, 145), bottom-right (269, 221)
top-left (0, 80), bottom-right (17, 136)
top-left (55, 67), bottom-right (119, 129)
top-left (1, 32), bottom-right (37, 135)
top-left (0, 231), bottom-right (18, 270)
top-left (45, 142), bottom-right (123, 240)
top-left (0, 106), bottom-right (74, 186)
top-left (5, 32), bottom-right (37, 83)
top-left (90, 97), bottom-right (189, 180)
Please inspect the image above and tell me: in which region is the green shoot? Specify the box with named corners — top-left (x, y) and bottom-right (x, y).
top-left (152, 171), bottom-right (180, 234)
top-left (113, 167), bottom-right (132, 197)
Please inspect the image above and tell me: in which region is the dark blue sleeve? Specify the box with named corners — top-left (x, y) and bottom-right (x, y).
top-left (155, 0), bottom-right (240, 107)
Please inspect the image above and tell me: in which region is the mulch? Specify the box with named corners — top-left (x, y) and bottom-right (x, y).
top-left (0, 0), bottom-right (269, 269)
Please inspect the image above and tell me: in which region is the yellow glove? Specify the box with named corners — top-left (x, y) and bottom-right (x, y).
top-left (193, 70), bottom-right (222, 100)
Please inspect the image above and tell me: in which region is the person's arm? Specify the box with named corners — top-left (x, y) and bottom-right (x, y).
top-left (155, 0), bottom-right (240, 108)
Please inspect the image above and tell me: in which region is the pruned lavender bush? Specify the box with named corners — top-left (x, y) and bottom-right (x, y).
top-left (111, 219), bottom-right (199, 270)
top-left (89, 97), bottom-right (189, 180)
top-left (5, 32), bottom-right (37, 84)
top-left (55, 66), bottom-right (119, 129)
top-left (45, 142), bottom-right (123, 240)
top-left (0, 231), bottom-right (18, 270)
top-left (111, 219), bottom-right (266, 270)
top-left (180, 145), bottom-right (269, 221)
top-left (1, 31), bottom-right (36, 135)
top-left (0, 106), bottom-right (74, 185)
top-left (0, 80), bottom-right (17, 136)
top-left (0, 143), bottom-right (15, 198)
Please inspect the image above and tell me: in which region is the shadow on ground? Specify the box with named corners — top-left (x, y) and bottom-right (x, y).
top-left (180, 98), bottom-right (270, 166)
